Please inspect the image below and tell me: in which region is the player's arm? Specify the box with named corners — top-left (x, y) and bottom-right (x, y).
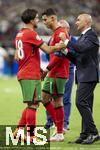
top-left (31, 32), bottom-right (66, 54)
top-left (40, 42), bottom-right (66, 54)
top-left (41, 54), bottom-right (61, 80)
top-left (59, 32), bottom-right (96, 53)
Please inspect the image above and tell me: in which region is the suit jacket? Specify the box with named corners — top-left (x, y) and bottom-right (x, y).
top-left (66, 29), bottom-right (99, 83)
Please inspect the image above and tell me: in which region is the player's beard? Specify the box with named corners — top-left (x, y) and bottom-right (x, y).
top-left (34, 25), bottom-right (37, 28)
top-left (34, 24), bottom-right (38, 28)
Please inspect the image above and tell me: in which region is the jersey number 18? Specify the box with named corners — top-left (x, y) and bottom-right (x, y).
top-left (16, 40), bottom-right (24, 59)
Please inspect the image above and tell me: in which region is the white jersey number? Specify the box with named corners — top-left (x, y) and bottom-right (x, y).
top-left (16, 40), bottom-right (24, 59)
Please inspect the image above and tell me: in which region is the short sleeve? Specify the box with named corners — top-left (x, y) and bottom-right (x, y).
top-left (28, 31), bottom-right (43, 47)
top-left (55, 28), bottom-right (69, 44)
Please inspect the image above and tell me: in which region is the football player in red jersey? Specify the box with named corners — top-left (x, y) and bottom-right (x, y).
top-left (14, 8), bottom-right (66, 142)
top-left (41, 8), bottom-right (70, 141)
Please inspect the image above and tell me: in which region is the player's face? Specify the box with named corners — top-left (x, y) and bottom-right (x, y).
top-left (42, 15), bottom-right (53, 29)
top-left (75, 15), bottom-right (87, 32)
top-left (33, 14), bottom-right (39, 28)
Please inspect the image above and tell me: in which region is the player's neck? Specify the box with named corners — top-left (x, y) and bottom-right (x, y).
top-left (24, 24), bottom-right (34, 31)
top-left (52, 22), bottom-right (60, 31)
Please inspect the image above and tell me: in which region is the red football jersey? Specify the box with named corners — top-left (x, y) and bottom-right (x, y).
top-left (15, 28), bottom-right (43, 80)
top-left (47, 27), bottom-right (70, 78)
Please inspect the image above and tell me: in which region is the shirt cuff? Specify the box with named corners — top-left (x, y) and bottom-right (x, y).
top-left (64, 39), bottom-right (69, 46)
top-left (61, 49), bottom-right (68, 55)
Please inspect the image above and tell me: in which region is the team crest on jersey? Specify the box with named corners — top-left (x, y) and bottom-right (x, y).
top-left (36, 35), bottom-right (41, 41)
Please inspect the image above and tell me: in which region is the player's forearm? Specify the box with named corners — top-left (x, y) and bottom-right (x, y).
top-left (40, 42), bottom-right (66, 54)
top-left (47, 56), bottom-right (60, 70)
top-left (49, 43), bottom-right (66, 53)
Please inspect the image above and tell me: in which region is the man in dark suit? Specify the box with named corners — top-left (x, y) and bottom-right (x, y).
top-left (59, 14), bottom-right (99, 144)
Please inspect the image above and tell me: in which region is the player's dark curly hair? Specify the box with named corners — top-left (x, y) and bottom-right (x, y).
top-left (21, 9), bottom-right (38, 24)
top-left (42, 8), bottom-right (56, 17)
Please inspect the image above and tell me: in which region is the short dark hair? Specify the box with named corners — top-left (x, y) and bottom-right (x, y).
top-left (21, 9), bottom-right (38, 24)
top-left (42, 8), bottom-right (56, 17)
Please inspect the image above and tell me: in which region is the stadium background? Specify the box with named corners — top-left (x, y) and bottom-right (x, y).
top-left (0, 1), bottom-right (100, 149)
top-left (0, 0), bottom-right (100, 77)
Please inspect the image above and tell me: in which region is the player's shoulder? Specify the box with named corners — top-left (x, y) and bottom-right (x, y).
top-left (16, 28), bottom-right (32, 38)
top-left (27, 29), bottom-right (41, 40)
top-left (22, 28), bottom-right (38, 36)
top-left (54, 27), bottom-right (69, 39)
top-left (54, 27), bottom-right (67, 37)
top-left (16, 29), bottom-right (23, 38)
top-left (56, 27), bottom-right (66, 33)
top-left (25, 28), bottom-right (37, 36)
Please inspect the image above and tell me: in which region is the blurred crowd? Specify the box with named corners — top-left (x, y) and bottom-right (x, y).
top-left (0, 0), bottom-right (100, 45)
top-left (0, 0), bottom-right (100, 76)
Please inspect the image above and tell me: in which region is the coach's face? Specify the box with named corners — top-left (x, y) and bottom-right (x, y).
top-left (42, 15), bottom-right (53, 29)
top-left (75, 15), bottom-right (87, 32)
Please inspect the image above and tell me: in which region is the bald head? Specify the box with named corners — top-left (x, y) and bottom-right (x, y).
top-left (59, 19), bottom-right (70, 33)
top-left (79, 14), bottom-right (92, 25)
top-left (75, 13), bottom-right (93, 32)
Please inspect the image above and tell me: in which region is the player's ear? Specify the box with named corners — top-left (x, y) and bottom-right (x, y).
top-left (51, 15), bottom-right (56, 21)
top-left (52, 16), bottom-right (54, 20)
top-left (30, 19), bottom-right (34, 24)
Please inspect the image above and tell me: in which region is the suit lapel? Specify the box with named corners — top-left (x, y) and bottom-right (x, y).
top-left (77, 34), bottom-right (83, 42)
top-left (78, 29), bottom-right (92, 42)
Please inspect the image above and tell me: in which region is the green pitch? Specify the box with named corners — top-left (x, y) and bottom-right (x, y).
top-left (0, 77), bottom-right (100, 149)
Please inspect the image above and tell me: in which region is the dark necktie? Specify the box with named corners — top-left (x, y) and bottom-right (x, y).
top-left (78, 34), bottom-right (83, 42)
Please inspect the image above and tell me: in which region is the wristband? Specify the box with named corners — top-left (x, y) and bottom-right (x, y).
top-left (61, 49), bottom-right (68, 55)
top-left (64, 39), bottom-right (69, 46)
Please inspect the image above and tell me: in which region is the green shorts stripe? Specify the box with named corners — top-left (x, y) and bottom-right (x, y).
top-left (42, 77), bottom-right (67, 97)
top-left (19, 79), bottom-right (42, 103)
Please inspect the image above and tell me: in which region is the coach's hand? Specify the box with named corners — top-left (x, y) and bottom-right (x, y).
top-left (59, 32), bottom-right (69, 46)
top-left (59, 32), bottom-right (66, 41)
top-left (61, 48), bottom-right (68, 55)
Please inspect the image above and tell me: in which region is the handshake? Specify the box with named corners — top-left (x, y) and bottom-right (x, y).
top-left (61, 48), bottom-right (69, 55)
top-left (56, 32), bottom-right (69, 55)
